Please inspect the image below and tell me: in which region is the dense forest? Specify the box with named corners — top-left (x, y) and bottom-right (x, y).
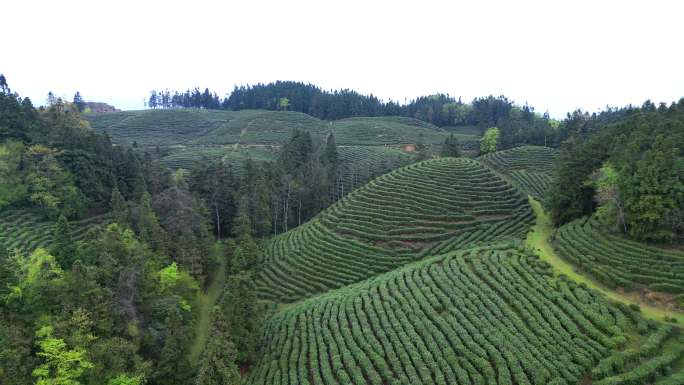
top-left (549, 100), bottom-right (684, 241)
top-left (148, 81), bottom-right (561, 148)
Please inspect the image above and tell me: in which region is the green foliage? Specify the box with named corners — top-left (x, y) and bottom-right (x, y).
top-left (110, 186), bottom-right (130, 227)
top-left (549, 100), bottom-right (684, 240)
top-left (277, 97), bottom-right (290, 111)
top-left (194, 309), bottom-right (242, 385)
top-left (0, 140), bottom-right (28, 207)
top-left (479, 127), bottom-right (500, 154)
top-left (32, 325), bottom-right (94, 385)
top-left (618, 135), bottom-right (684, 241)
top-left (51, 215), bottom-right (77, 268)
top-left (106, 374), bottom-right (145, 385)
top-left (219, 271), bottom-right (259, 366)
top-left (135, 192), bottom-right (165, 249)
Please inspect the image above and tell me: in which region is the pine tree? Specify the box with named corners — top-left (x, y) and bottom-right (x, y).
top-left (73, 92), bottom-right (86, 112)
top-left (219, 272), bottom-right (258, 365)
top-left (137, 192), bottom-right (164, 249)
top-left (110, 186), bottom-right (130, 228)
top-left (52, 214), bottom-right (77, 268)
top-left (194, 309), bottom-right (242, 385)
top-left (153, 308), bottom-right (192, 385)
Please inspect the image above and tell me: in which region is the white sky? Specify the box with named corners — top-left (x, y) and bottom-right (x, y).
top-left (3, 0), bottom-right (683, 117)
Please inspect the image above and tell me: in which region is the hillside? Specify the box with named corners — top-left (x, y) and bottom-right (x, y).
top-left (84, 109), bottom-right (470, 148)
top-left (330, 116), bottom-right (450, 145)
top-left (249, 243), bottom-right (683, 385)
top-left (159, 145), bottom-right (278, 171)
top-left (480, 145), bottom-right (559, 202)
top-left (84, 109), bottom-right (238, 146)
top-left (555, 217), bottom-right (684, 307)
top-left (257, 157), bottom-right (534, 302)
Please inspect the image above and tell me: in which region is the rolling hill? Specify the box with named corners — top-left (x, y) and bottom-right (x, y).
top-left (257, 157), bottom-right (534, 302)
top-left (84, 109), bottom-right (470, 148)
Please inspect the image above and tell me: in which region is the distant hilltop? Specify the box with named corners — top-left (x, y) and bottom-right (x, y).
top-left (84, 101), bottom-right (118, 113)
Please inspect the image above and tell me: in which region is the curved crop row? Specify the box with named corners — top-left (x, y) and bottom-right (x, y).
top-left (257, 158), bottom-right (534, 302)
top-left (480, 145), bottom-right (558, 202)
top-left (249, 244), bottom-right (675, 385)
top-left (0, 208), bottom-right (110, 253)
top-left (554, 217), bottom-right (684, 297)
top-left (159, 145), bottom-right (277, 170)
top-left (334, 146), bottom-right (414, 199)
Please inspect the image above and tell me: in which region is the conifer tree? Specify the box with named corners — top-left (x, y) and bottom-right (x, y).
top-left (73, 92), bottom-right (86, 112)
top-left (137, 192), bottom-right (165, 249)
top-left (194, 309), bottom-right (242, 385)
top-left (52, 214), bottom-right (76, 268)
top-left (110, 186), bottom-right (130, 228)
top-left (153, 308), bottom-right (192, 385)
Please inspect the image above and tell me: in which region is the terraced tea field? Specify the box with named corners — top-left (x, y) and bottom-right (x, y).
top-left (249, 243), bottom-right (683, 385)
top-left (84, 109), bottom-right (237, 146)
top-left (330, 116), bottom-right (450, 145)
top-left (189, 110), bottom-right (330, 145)
top-left (554, 217), bottom-right (684, 300)
top-left (335, 146), bottom-right (414, 197)
top-left (480, 146), bottom-right (559, 202)
top-left (159, 145), bottom-right (278, 170)
top-left (86, 109), bottom-right (479, 149)
top-left (257, 157), bottom-right (534, 302)
top-left (0, 208), bottom-right (109, 253)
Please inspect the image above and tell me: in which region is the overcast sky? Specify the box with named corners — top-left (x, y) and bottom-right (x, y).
top-left (3, 0), bottom-right (683, 117)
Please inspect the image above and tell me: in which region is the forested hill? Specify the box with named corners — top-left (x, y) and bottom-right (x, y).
top-left (549, 99), bottom-right (684, 242)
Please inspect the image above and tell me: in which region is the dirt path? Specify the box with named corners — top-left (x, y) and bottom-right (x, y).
top-left (189, 242), bottom-right (227, 364)
top-left (525, 197), bottom-right (684, 324)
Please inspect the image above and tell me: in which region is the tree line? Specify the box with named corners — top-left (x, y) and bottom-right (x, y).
top-left (148, 81), bottom-right (562, 148)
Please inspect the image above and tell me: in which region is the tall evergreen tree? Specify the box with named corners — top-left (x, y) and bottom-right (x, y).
top-left (136, 192), bottom-right (165, 249)
top-left (52, 214), bottom-right (77, 268)
top-left (110, 186), bottom-right (130, 228)
top-left (194, 309), bottom-right (241, 385)
top-left (73, 92), bottom-right (86, 112)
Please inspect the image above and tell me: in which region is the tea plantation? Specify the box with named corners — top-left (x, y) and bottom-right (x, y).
top-left (480, 145), bottom-right (559, 203)
top-left (257, 157), bottom-right (534, 302)
top-left (85, 109), bottom-right (468, 148)
top-left (554, 217), bottom-right (684, 298)
top-left (159, 145), bottom-right (278, 170)
top-left (0, 208), bottom-right (109, 253)
top-left (249, 243), bottom-right (683, 385)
